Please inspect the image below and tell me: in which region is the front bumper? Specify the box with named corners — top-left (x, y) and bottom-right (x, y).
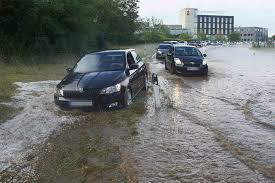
top-left (54, 92), bottom-right (123, 109)
top-left (175, 65), bottom-right (208, 74)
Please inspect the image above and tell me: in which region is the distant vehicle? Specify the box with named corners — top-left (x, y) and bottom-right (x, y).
top-left (178, 41), bottom-right (188, 45)
top-left (165, 45), bottom-right (208, 75)
top-left (163, 41), bottom-right (179, 45)
top-left (188, 41), bottom-right (203, 48)
top-left (54, 49), bottom-right (148, 109)
top-left (156, 44), bottom-right (171, 59)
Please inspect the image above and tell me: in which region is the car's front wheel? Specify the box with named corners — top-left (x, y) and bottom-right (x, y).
top-left (122, 87), bottom-right (133, 107)
top-left (170, 63), bottom-right (175, 74)
top-left (164, 60), bottom-right (168, 70)
top-left (143, 75), bottom-right (148, 91)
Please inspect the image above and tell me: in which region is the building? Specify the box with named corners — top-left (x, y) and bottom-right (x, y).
top-left (180, 8), bottom-right (198, 35)
top-left (179, 8), bottom-right (234, 37)
top-left (166, 25), bottom-right (190, 35)
top-left (235, 27), bottom-right (268, 42)
top-left (197, 15), bottom-right (234, 36)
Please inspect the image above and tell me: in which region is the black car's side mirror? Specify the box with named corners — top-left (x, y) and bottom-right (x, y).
top-left (129, 64), bottom-right (139, 70)
top-left (66, 68), bottom-right (73, 73)
top-left (203, 54), bottom-right (207, 57)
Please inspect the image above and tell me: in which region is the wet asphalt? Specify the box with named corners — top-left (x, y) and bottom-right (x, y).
top-left (131, 46), bottom-right (275, 182)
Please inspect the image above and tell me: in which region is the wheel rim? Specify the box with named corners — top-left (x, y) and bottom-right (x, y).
top-left (144, 76), bottom-right (148, 90)
top-left (126, 89), bottom-right (132, 106)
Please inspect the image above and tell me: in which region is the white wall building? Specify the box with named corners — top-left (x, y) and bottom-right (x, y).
top-left (179, 8), bottom-right (198, 35)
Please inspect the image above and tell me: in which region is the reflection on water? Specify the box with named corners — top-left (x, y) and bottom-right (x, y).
top-left (132, 46), bottom-right (275, 182)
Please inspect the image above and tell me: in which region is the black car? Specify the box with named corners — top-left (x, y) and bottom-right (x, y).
top-left (54, 49), bottom-right (148, 109)
top-left (156, 44), bottom-right (171, 59)
top-left (165, 45), bottom-right (208, 75)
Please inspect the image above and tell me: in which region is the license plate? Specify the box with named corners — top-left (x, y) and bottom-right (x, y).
top-left (70, 101), bottom-right (93, 107)
top-left (187, 67), bottom-right (200, 71)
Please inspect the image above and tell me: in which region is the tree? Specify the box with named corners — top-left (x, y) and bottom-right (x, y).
top-left (228, 32), bottom-right (241, 42)
top-left (179, 33), bottom-right (192, 42)
top-left (215, 34), bottom-right (226, 42)
top-left (197, 32), bottom-right (207, 41)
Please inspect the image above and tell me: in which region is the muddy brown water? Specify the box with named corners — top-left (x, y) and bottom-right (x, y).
top-left (131, 46), bottom-right (275, 182)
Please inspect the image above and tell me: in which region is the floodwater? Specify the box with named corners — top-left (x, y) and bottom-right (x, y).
top-left (132, 46), bottom-right (275, 182)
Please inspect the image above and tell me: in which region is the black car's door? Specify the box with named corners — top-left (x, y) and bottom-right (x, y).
top-left (131, 50), bottom-right (146, 92)
top-left (127, 51), bottom-right (139, 96)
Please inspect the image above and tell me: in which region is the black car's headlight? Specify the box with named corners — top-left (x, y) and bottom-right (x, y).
top-left (175, 58), bottom-right (184, 67)
top-left (100, 83), bottom-right (121, 94)
top-left (55, 88), bottom-right (64, 96)
top-left (157, 50), bottom-right (162, 54)
top-left (203, 60), bottom-right (207, 65)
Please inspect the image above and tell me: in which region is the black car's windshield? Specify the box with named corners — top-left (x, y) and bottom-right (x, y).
top-left (175, 47), bottom-right (202, 57)
top-left (159, 45), bottom-right (171, 49)
top-left (74, 52), bottom-right (126, 73)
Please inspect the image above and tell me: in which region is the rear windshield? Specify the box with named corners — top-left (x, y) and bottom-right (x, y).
top-left (158, 45), bottom-right (171, 49)
top-left (74, 52), bottom-right (126, 73)
top-left (175, 47), bottom-right (202, 57)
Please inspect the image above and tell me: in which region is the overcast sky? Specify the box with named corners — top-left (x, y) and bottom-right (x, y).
top-left (138, 0), bottom-right (275, 36)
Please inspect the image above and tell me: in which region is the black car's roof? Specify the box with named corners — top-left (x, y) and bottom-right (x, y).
top-left (87, 49), bottom-right (135, 55)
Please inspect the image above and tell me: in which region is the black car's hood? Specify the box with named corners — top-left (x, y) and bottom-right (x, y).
top-left (58, 70), bottom-right (126, 90)
top-left (176, 56), bottom-right (203, 64)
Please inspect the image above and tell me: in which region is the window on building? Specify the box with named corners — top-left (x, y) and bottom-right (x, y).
top-left (244, 34), bottom-right (247, 36)
top-left (225, 24), bottom-right (228, 29)
top-left (204, 23), bottom-right (207, 28)
top-left (217, 24), bottom-right (220, 28)
top-left (200, 23), bottom-right (202, 28)
top-left (208, 29), bottom-right (211, 35)
top-left (221, 24), bottom-right (224, 28)
top-left (213, 18), bottom-right (216, 22)
top-left (208, 17), bottom-right (211, 22)
top-left (229, 18), bottom-right (232, 23)
top-left (225, 29), bottom-right (228, 35)
top-left (221, 18), bottom-right (224, 23)
top-left (204, 29), bottom-right (207, 34)
top-left (213, 23), bottom-right (216, 28)
top-left (200, 17), bottom-right (203, 22)
top-left (217, 18), bottom-right (220, 22)
top-left (225, 18), bottom-right (228, 23)
top-left (208, 23), bottom-right (211, 28)
top-left (213, 29), bottom-right (216, 34)
top-left (204, 17), bottom-right (207, 22)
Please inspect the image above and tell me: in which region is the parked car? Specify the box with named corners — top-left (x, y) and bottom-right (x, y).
top-left (165, 45), bottom-right (208, 75)
top-left (54, 49), bottom-right (148, 109)
top-left (188, 41), bottom-right (203, 48)
top-left (156, 44), bottom-right (171, 59)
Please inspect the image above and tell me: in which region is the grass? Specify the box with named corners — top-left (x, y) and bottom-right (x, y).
top-left (35, 93), bottom-right (147, 183)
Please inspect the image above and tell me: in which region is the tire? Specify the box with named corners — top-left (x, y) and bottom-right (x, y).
top-left (143, 75), bottom-right (149, 91)
top-left (170, 63), bottom-right (175, 74)
top-left (164, 60), bottom-right (168, 70)
top-left (122, 87), bottom-right (133, 107)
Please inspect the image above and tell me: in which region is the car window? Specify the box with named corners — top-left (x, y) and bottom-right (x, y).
top-left (131, 51), bottom-right (142, 63)
top-left (73, 52), bottom-right (126, 73)
top-left (127, 52), bottom-right (135, 66)
top-left (158, 45), bottom-right (171, 49)
top-left (175, 47), bottom-right (201, 57)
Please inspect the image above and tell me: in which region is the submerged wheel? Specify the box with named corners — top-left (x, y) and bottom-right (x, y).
top-left (122, 87), bottom-right (133, 107)
top-left (170, 63), bottom-right (175, 74)
top-left (165, 60), bottom-right (168, 70)
top-left (143, 75), bottom-right (149, 91)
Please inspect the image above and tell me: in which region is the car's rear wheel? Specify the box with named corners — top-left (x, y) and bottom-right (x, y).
top-left (122, 87), bottom-right (133, 107)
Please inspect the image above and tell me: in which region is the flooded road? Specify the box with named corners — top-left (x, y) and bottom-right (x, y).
top-left (132, 46), bottom-right (275, 182)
